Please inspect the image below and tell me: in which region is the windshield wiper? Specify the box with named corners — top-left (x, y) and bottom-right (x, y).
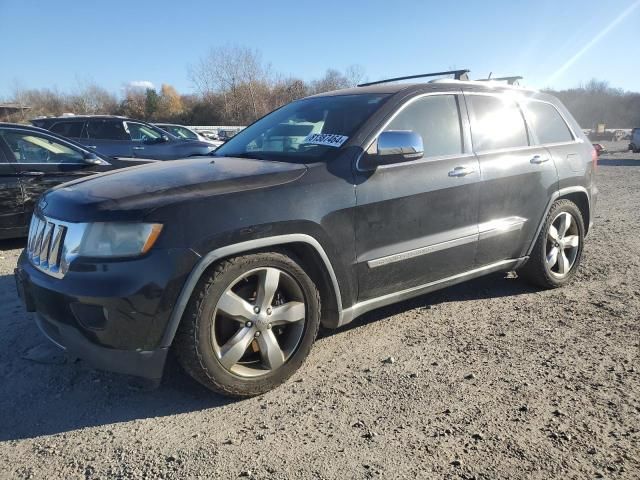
top-left (213, 151), bottom-right (267, 160)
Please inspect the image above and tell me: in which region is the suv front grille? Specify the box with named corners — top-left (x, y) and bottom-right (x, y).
top-left (27, 214), bottom-right (87, 279)
top-left (27, 215), bottom-right (68, 278)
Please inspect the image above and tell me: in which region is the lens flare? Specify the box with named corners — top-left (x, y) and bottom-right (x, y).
top-left (547, 0), bottom-right (640, 85)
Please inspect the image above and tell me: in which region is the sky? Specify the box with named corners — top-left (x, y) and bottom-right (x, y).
top-left (1, 0), bottom-right (639, 99)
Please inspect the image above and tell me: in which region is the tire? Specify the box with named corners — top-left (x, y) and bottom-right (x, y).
top-left (174, 251), bottom-right (321, 397)
top-left (519, 200), bottom-right (585, 289)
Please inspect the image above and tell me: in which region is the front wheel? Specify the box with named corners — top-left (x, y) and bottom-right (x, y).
top-left (174, 251), bottom-right (321, 397)
top-left (519, 200), bottom-right (585, 288)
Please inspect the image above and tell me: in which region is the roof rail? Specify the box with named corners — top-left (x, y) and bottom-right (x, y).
top-left (357, 69), bottom-right (470, 87)
top-left (476, 75), bottom-right (523, 85)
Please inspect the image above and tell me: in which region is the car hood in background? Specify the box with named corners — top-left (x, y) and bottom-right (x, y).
top-left (39, 157), bottom-right (307, 222)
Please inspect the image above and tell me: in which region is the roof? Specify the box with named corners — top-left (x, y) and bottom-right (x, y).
top-left (309, 79), bottom-right (538, 98)
top-left (32, 114), bottom-right (128, 121)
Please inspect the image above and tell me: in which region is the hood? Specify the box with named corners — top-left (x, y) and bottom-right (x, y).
top-left (40, 157), bottom-right (307, 222)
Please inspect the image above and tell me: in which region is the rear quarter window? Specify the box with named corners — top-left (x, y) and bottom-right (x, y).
top-left (524, 101), bottom-right (574, 145)
top-left (51, 121), bottom-right (85, 138)
top-left (87, 120), bottom-right (129, 140)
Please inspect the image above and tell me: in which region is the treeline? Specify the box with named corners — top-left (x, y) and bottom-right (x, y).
top-left (545, 80), bottom-right (640, 128)
top-left (6, 46), bottom-right (365, 126)
top-left (4, 46), bottom-right (639, 128)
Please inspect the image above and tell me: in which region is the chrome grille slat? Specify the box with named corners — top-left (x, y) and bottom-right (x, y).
top-left (48, 225), bottom-right (66, 270)
top-left (27, 214), bottom-right (85, 279)
top-left (39, 222), bottom-right (55, 267)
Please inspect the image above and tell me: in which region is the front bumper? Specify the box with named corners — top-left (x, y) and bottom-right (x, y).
top-left (15, 247), bottom-right (199, 381)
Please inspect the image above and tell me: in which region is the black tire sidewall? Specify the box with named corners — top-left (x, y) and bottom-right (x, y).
top-left (538, 201), bottom-right (585, 287)
top-left (193, 252), bottom-right (320, 395)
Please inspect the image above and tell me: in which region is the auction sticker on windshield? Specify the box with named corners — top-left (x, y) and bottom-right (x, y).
top-left (302, 133), bottom-right (348, 148)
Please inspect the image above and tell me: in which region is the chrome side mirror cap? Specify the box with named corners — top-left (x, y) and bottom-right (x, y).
top-left (361, 130), bottom-right (424, 169)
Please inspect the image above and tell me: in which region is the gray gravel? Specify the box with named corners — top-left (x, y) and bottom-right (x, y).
top-left (0, 153), bottom-right (639, 479)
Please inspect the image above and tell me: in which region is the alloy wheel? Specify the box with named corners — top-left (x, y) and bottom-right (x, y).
top-left (546, 211), bottom-right (580, 278)
top-left (211, 267), bottom-right (306, 378)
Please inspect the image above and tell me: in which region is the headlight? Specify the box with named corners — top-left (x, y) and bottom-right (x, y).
top-left (78, 223), bottom-right (163, 258)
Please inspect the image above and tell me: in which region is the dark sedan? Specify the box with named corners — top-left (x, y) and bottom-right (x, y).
top-left (31, 116), bottom-right (217, 160)
top-left (0, 123), bottom-right (155, 239)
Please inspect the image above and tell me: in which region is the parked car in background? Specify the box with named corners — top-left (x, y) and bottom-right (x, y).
top-left (630, 128), bottom-right (640, 153)
top-left (155, 123), bottom-right (223, 148)
top-left (16, 74), bottom-right (597, 397)
top-left (31, 116), bottom-right (217, 160)
top-left (218, 129), bottom-right (239, 142)
top-left (199, 130), bottom-right (220, 141)
top-left (0, 123), bottom-right (154, 239)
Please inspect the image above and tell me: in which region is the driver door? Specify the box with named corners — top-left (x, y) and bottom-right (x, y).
top-left (354, 93), bottom-right (481, 301)
top-left (0, 128), bottom-right (107, 221)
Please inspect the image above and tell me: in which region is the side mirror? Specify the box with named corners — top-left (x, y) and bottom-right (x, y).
top-left (161, 135), bottom-right (170, 143)
top-left (362, 130), bottom-right (424, 169)
top-left (83, 151), bottom-right (108, 166)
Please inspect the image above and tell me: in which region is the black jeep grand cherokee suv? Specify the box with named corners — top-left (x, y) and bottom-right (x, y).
top-left (16, 80), bottom-right (597, 397)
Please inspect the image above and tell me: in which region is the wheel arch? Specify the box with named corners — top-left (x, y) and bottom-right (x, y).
top-left (526, 186), bottom-right (591, 256)
top-left (160, 234), bottom-right (344, 348)
top-left (558, 190), bottom-right (590, 234)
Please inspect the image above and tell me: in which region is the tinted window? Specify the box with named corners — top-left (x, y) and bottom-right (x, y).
top-left (0, 130), bottom-right (84, 164)
top-left (50, 121), bottom-right (84, 138)
top-left (385, 95), bottom-right (462, 157)
top-left (127, 122), bottom-right (163, 142)
top-left (87, 120), bottom-right (129, 140)
top-left (468, 95), bottom-right (529, 151)
top-left (525, 101), bottom-right (573, 144)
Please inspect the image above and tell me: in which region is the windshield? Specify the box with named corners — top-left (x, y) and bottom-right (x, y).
top-left (214, 93), bottom-right (389, 162)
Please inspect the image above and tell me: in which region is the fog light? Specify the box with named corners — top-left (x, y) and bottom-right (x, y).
top-left (70, 303), bottom-right (107, 330)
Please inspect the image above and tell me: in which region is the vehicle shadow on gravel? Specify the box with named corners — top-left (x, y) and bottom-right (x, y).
top-left (0, 238), bottom-right (26, 251)
top-left (0, 272), bottom-right (234, 441)
top-left (321, 271), bottom-right (538, 336)
top-left (598, 158), bottom-right (640, 166)
top-left (1, 271), bottom-right (533, 441)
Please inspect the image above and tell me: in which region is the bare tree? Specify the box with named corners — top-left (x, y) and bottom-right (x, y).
top-left (189, 45), bottom-right (272, 124)
top-left (68, 82), bottom-right (118, 114)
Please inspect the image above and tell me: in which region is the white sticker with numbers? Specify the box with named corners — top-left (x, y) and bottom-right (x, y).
top-left (301, 133), bottom-right (348, 148)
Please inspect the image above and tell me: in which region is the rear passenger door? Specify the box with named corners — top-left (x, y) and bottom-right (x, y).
top-left (465, 92), bottom-right (558, 266)
top-left (521, 100), bottom-right (583, 194)
top-left (85, 119), bottom-right (133, 158)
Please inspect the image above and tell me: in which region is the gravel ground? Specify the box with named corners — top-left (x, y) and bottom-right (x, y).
top-left (0, 149), bottom-right (639, 479)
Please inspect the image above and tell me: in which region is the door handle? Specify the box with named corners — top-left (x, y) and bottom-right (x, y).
top-left (87, 145), bottom-right (97, 149)
top-left (23, 171), bottom-right (45, 176)
top-left (448, 166), bottom-right (474, 177)
top-left (132, 146), bottom-right (145, 150)
top-left (530, 155), bottom-right (549, 164)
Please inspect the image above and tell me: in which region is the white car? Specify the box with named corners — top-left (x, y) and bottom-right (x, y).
top-left (155, 123), bottom-right (223, 148)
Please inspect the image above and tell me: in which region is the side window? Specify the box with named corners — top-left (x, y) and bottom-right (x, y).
top-left (87, 120), bottom-right (129, 140)
top-left (468, 95), bottom-right (529, 151)
top-left (385, 95), bottom-right (463, 157)
top-left (126, 122), bottom-right (163, 143)
top-left (525, 101), bottom-right (574, 144)
top-left (0, 130), bottom-right (85, 164)
top-left (50, 121), bottom-right (85, 138)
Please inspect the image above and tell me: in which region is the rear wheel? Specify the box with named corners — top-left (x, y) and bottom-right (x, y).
top-left (519, 200), bottom-right (585, 288)
top-left (174, 251), bottom-right (321, 397)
